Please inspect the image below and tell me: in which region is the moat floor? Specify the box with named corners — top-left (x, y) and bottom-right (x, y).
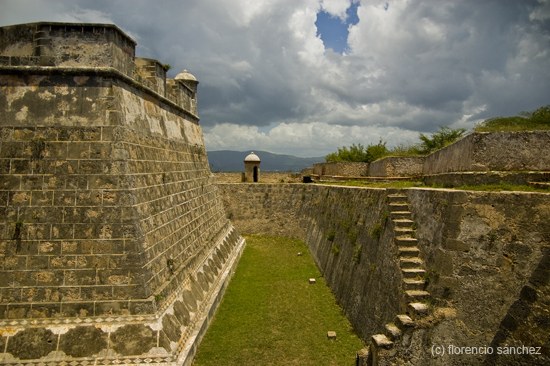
top-left (192, 235), bottom-right (364, 366)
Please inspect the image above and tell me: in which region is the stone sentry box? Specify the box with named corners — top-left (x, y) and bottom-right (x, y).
top-left (0, 22), bottom-right (244, 366)
top-left (242, 151), bottom-right (261, 182)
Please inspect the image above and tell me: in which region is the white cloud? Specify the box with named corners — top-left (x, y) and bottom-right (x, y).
top-left (204, 121), bottom-right (419, 157)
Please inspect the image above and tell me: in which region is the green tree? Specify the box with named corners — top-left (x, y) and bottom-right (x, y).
top-left (418, 126), bottom-right (467, 155)
top-left (325, 143), bottom-right (368, 162)
top-left (365, 139), bottom-right (388, 162)
top-left (476, 104), bottom-right (550, 132)
top-left (325, 140), bottom-right (389, 163)
top-left (528, 104), bottom-right (550, 125)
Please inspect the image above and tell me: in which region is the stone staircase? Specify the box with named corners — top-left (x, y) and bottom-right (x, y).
top-left (389, 192), bottom-right (430, 316)
top-left (357, 191), bottom-right (431, 365)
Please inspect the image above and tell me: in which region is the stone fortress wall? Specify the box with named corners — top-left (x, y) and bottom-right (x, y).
top-left (306, 131), bottom-right (550, 184)
top-left (213, 172), bottom-right (300, 183)
top-left (220, 183), bottom-right (550, 365)
top-left (313, 161), bottom-right (369, 177)
top-left (0, 22), bottom-right (244, 366)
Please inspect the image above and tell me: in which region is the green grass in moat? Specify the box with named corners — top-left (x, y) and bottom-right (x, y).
top-left (192, 235), bottom-right (364, 366)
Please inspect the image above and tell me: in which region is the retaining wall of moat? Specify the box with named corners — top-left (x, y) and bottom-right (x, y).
top-left (220, 183), bottom-right (550, 364)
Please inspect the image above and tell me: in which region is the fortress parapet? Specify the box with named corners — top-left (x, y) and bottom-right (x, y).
top-left (0, 22), bottom-right (198, 121)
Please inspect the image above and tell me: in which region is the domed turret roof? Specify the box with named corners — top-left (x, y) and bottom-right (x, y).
top-left (175, 69), bottom-right (197, 82)
top-left (244, 152), bottom-right (261, 162)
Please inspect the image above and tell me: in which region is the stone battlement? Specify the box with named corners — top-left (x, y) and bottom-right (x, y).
top-left (0, 22), bottom-right (198, 120)
top-left (304, 131), bottom-right (550, 186)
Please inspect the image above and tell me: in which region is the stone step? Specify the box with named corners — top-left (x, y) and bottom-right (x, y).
top-left (388, 195), bottom-right (408, 203)
top-left (395, 236), bottom-right (418, 246)
top-left (371, 334), bottom-right (394, 350)
top-left (392, 219), bottom-right (414, 228)
top-left (390, 211), bottom-right (412, 220)
top-left (398, 247), bottom-right (420, 257)
top-left (402, 268), bottom-right (426, 279)
top-left (408, 302), bottom-right (429, 319)
top-left (403, 278), bottom-right (426, 291)
top-left (399, 257), bottom-right (424, 269)
top-left (394, 227), bottom-right (414, 234)
top-left (387, 189), bottom-right (406, 195)
top-left (405, 290), bottom-right (430, 301)
top-left (385, 323), bottom-right (402, 341)
top-left (389, 203), bottom-right (409, 212)
top-left (395, 314), bottom-right (414, 330)
top-left (356, 348), bottom-right (369, 365)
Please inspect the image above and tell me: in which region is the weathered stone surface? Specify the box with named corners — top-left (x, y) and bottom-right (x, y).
top-left (369, 156), bottom-right (424, 178)
top-left (6, 328), bottom-right (57, 360)
top-left (173, 300), bottom-right (191, 326)
top-left (162, 313), bottom-right (182, 343)
top-left (59, 326), bottom-right (108, 357)
top-left (313, 162), bottom-right (369, 177)
top-left (110, 324), bottom-right (157, 356)
top-left (444, 238), bottom-right (470, 251)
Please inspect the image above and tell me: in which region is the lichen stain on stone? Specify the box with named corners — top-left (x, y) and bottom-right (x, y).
top-left (103, 192), bottom-right (116, 203)
top-left (182, 121), bottom-right (204, 146)
top-left (0, 75), bottom-right (27, 91)
top-left (86, 210), bottom-right (101, 220)
top-left (54, 84), bottom-right (69, 96)
top-left (474, 204), bottom-right (506, 228)
top-left (33, 271), bottom-right (55, 283)
top-left (38, 90), bottom-right (56, 100)
top-left (99, 225), bottom-right (113, 239)
top-left (44, 288), bottom-right (61, 302)
top-left (107, 275), bottom-right (129, 285)
top-left (165, 117), bottom-right (182, 140)
top-left (69, 115), bottom-right (88, 124)
top-left (39, 242), bottom-right (54, 253)
top-left (15, 105), bottom-right (28, 121)
top-left (10, 192), bottom-right (29, 204)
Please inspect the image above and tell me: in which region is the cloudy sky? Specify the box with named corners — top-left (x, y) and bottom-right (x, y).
top-left (1, 0), bottom-right (549, 157)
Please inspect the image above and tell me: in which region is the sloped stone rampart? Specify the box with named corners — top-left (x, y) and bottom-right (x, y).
top-left (423, 131), bottom-right (550, 175)
top-left (0, 22), bottom-right (244, 366)
top-left (220, 183), bottom-right (550, 364)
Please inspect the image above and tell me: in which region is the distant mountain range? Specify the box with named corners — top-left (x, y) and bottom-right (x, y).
top-left (207, 150), bottom-right (325, 172)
